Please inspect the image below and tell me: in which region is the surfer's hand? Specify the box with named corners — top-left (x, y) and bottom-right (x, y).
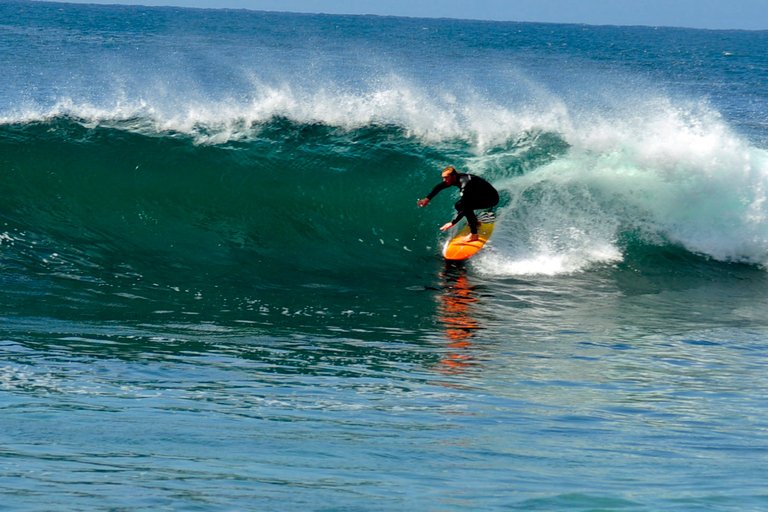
top-left (439, 222), bottom-right (453, 231)
top-left (417, 198), bottom-right (429, 207)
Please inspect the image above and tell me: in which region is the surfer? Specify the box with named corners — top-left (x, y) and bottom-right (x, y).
top-left (417, 166), bottom-right (499, 242)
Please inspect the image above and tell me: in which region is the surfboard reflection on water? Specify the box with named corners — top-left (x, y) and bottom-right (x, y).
top-left (436, 265), bottom-right (485, 372)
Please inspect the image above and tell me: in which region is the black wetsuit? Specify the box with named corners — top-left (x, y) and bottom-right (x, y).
top-left (426, 173), bottom-right (499, 234)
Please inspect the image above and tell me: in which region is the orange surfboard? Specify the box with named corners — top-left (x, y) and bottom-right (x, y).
top-left (443, 212), bottom-right (495, 261)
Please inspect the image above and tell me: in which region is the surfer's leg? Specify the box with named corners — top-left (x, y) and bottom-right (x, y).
top-left (462, 208), bottom-right (480, 242)
top-left (453, 200), bottom-right (480, 241)
top-left (465, 209), bottom-right (479, 234)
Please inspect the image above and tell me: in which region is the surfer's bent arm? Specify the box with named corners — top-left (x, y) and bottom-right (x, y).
top-left (450, 210), bottom-right (466, 226)
top-left (438, 209), bottom-right (467, 231)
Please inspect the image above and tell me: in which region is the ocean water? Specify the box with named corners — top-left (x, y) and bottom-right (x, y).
top-left (3, 1), bottom-right (768, 510)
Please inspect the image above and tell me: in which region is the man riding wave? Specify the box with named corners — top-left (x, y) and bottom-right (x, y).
top-left (417, 166), bottom-right (499, 242)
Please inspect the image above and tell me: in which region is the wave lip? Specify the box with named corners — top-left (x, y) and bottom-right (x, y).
top-left (1, 76), bottom-right (566, 151)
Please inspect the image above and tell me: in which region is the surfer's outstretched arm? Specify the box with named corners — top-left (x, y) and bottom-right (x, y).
top-left (416, 167), bottom-right (456, 208)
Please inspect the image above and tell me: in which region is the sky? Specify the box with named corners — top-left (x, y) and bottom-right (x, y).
top-left (40, 0), bottom-right (768, 30)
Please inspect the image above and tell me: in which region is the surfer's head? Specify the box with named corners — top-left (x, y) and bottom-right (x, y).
top-left (442, 166), bottom-right (458, 185)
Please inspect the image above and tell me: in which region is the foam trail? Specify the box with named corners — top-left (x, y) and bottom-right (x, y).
top-left (478, 98), bottom-right (768, 276)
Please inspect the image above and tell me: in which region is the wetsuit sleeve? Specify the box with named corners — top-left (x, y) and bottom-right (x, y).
top-left (451, 210), bottom-right (466, 226)
top-left (426, 181), bottom-right (450, 200)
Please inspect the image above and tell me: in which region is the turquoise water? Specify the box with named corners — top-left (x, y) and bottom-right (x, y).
top-left (3, 2), bottom-right (768, 510)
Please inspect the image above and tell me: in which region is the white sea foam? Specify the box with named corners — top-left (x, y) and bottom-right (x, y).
top-left (478, 95), bottom-right (768, 275)
top-left (0, 71), bottom-right (566, 147)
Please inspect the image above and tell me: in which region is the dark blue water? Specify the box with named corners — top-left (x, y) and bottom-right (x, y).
top-left (3, 2), bottom-right (768, 510)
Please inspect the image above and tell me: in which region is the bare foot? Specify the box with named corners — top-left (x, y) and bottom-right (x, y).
top-left (463, 233), bottom-right (480, 243)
